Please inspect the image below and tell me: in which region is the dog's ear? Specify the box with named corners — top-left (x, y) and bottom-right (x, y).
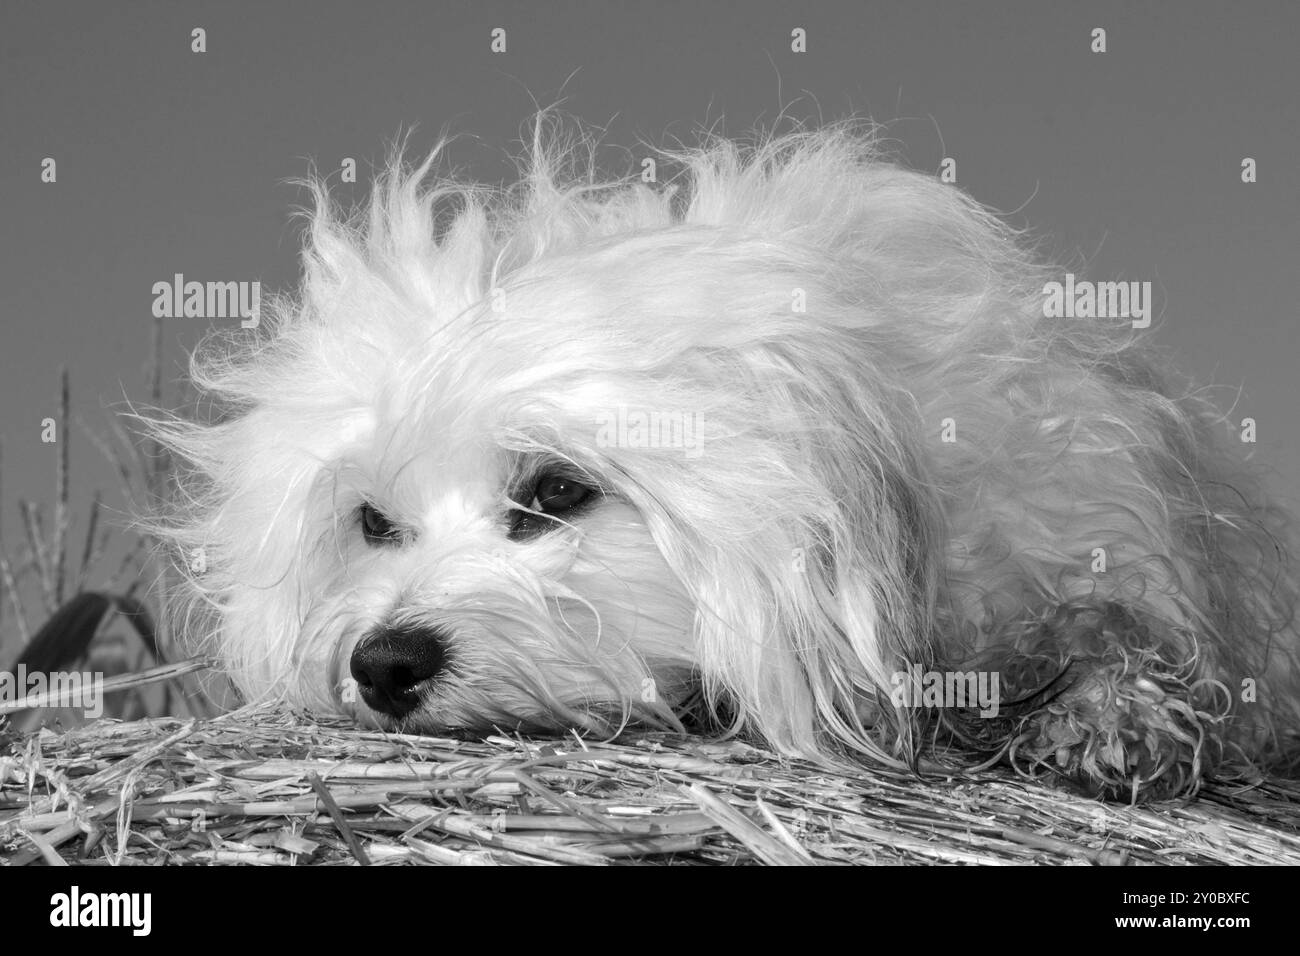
top-left (625, 345), bottom-right (941, 765)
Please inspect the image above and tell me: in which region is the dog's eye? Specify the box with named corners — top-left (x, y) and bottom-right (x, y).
top-left (531, 475), bottom-right (592, 514)
top-left (509, 473), bottom-right (595, 540)
top-left (359, 503), bottom-right (401, 545)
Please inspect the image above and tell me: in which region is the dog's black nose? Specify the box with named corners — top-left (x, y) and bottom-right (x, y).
top-left (349, 626), bottom-right (449, 719)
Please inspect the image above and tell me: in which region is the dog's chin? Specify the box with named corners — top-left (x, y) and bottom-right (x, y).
top-left (370, 708), bottom-right (617, 738)
top-left (341, 662), bottom-right (703, 739)
top-left (350, 695), bottom-right (658, 739)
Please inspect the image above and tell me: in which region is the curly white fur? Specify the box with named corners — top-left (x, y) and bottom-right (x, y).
top-left (145, 117), bottom-right (1300, 800)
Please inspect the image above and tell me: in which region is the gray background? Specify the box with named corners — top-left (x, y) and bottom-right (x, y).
top-left (2, 0), bottom-right (1298, 658)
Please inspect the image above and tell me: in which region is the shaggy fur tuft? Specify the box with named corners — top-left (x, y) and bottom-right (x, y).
top-left (143, 117), bottom-right (1300, 801)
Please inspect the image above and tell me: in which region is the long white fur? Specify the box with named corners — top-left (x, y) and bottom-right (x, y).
top-left (145, 117), bottom-right (1300, 785)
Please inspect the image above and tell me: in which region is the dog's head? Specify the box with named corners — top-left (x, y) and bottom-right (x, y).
top-left (147, 123), bottom-right (1023, 760)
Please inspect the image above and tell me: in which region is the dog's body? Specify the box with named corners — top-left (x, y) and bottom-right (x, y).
top-left (150, 121), bottom-right (1300, 801)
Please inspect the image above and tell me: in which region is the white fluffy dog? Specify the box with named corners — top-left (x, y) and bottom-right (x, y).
top-left (149, 119), bottom-right (1300, 801)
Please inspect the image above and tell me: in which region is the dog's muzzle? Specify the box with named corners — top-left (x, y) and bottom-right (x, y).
top-left (349, 624), bottom-right (449, 719)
